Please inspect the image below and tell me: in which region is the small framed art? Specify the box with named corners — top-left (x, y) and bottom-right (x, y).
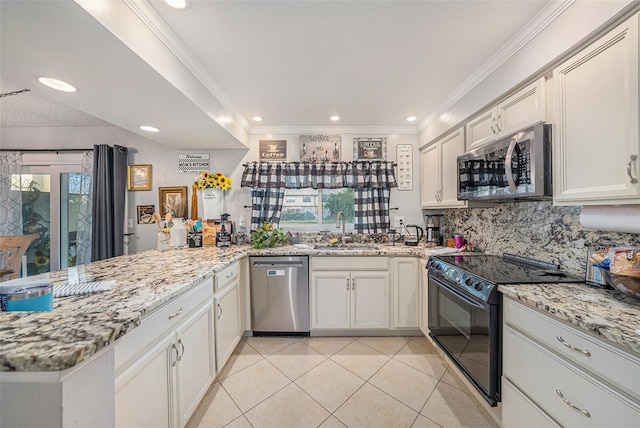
top-left (127, 164), bottom-right (152, 191)
top-left (158, 186), bottom-right (188, 218)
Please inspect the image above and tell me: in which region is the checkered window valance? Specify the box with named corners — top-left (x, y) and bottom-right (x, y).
top-left (240, 161), bottom-right (397, 189)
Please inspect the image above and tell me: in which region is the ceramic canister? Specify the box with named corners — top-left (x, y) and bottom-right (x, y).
top-left (6, 284), bottom-right (54, 312)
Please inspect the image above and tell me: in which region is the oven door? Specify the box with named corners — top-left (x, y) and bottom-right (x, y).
top-left (428, 273), bottom-right (500, 406)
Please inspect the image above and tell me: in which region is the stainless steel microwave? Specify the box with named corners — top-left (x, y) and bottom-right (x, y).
top-left (457, 123), bottom-right (552, 201)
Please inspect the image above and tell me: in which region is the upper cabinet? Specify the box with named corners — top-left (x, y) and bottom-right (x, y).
top-left (420, 127), bottom-right (467, 208)
top-left (466, 78), bottom-right (546, 151)
top-left (553, 13), bottom-right (640, 205)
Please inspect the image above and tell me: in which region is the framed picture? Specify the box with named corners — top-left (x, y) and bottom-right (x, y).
top-left (137, 205), bottom-right (155, 224)
top-left (353, 137), bottom-right (387, 160)
top-left (158, 186), bottom-right (188, 218)
top-left (127, 164), bottom-right (152, 191)
top-left (300, 134), bottom-right (341, 162)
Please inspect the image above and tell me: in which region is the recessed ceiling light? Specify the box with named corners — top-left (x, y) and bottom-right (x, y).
top-left (253, 116), bottom-right (263, 122)
top-left (406, 116), bottom-right (417, 122)
top-left (139, 125), bottom-right (160, 133)
top-left (38, 77), bottom-right (76, 92)
top-left (330, 115), bottom-right (340, 121)
top-left (164, 0), bottom-right (188, 9)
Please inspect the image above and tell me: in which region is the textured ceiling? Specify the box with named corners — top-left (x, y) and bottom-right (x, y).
top-left (1, 79), bottom-right (111, 127)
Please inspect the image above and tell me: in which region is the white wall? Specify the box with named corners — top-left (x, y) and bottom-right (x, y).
top-left (2, 126), bottom-right (422, 253)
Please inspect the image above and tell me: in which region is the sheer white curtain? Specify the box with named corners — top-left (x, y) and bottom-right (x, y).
top-left (75, 151), bottom-right (93, 265)
top-left (0, 152), bottom-right (23, 235)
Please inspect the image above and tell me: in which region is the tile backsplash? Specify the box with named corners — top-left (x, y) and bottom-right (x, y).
top-left (443, 201), bottom-right (640, 276)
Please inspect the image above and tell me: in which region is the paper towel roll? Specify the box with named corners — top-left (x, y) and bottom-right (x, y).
top-left (579, 205), bottom-right (640, 234)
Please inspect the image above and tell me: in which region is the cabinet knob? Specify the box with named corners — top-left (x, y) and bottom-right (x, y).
top-left (627, 154), bottom-right (638, 184)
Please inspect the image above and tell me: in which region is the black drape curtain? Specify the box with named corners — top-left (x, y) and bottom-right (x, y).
top-left (91, 144), bottom-right (128, 261)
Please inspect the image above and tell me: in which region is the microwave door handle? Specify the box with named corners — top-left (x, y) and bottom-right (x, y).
top-left (505, 138), bottom-right (518, 192)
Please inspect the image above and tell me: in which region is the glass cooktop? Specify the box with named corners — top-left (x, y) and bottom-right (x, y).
top-left (433, 254), bottom-right (584, 284)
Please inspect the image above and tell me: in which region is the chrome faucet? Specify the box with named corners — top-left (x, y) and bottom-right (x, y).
top-left (336, 211), bottom-right (348, 244)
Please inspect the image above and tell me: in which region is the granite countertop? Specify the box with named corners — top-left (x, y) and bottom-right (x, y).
top-left (499, 283), bottom-right (640, 356)
top-left (0, 243), bottom-right (451, 372)
top-left (2, 242), bottom-right (638, 372)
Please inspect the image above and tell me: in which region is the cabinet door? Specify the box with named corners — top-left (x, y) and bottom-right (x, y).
top-left (465, 107), bottom-right (496, 151)
top-left (311, 272), bottom-right (350, 329)
top-left (214, 279), bottom-right (241, 372)
top-left (419, 261), bottom-right (429, 336)
top-left (176, 303), bottom-right (215, 428)
top-left (439, 127), bottom-right (467, 207)
top-left (497, 77), bottom-right (546, 138)
top-left (420, 143), bottom-right (440, 208)
top-left (115, 334), bottom-right (174, 428)
top-left (553, 13), bottom-right (640, 204)
top-left (393, 258), bottom-right (419, 328)
top-left (502, 377), bottom-right (560, 428)
top-left (351, 271), bottom-right (390, 329)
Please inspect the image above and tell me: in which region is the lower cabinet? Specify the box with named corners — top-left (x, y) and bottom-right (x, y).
top-left (214, 274), bottom-right (242, 372)
top-left (115, 300), bottom-right (215, 428)
top-left (392, 257), bottom-right (419, 328)
top-left (502, 298), bottom-right (640, 428)
top-left (418, 257), bottom-right (429, 336)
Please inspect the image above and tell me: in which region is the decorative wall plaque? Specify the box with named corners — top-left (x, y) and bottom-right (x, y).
top-left (396, 144), bottom-right (413, 191)
top-left (299, 134), bottom-right (341, 162)
top-left (353, 137), bottom-right (387, 160)
top-left (178, 153), bottom-right (210, 174)
top-left (259, 140), bottom-right (287, 161)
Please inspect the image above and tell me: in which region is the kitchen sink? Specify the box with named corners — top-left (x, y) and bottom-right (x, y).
top-left (313, 244), bottom-right (379, 251)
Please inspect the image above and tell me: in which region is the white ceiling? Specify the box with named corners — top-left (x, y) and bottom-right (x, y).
top-left (0, 0), bottom-right (563, 149)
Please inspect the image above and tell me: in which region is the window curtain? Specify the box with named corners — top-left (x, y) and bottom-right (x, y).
top-left (0, 151), bottom-right (23, 235)
top-left (250, 188), bottom-right (286, 230)
top-left (75, 151), bottom-right (93, 265)
top-left (241, 161), bottom-right (397, 189)
top-left (354, 188), bottom-right (391, 233)
top-left (91, 144), bottom-right (128, 261)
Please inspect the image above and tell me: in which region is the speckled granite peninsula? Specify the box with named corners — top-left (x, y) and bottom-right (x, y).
top-left (1, 240), bottom-right (639, 372)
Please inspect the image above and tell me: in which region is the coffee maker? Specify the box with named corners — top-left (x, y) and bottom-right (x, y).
top-left (425, 215), bottom-right (442, 245)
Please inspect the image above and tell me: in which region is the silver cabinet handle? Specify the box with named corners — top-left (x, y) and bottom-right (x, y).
top-left (217, 303), bottom-right (223, 320)
top-left (495, 115), bottom-right (501, 132)
top-left (171, 343), bottom-right (179, 367)
top-left (352, 279), bottom-right (355, 290)
top-left (627, 154), bottom-right (638, 184)
top-left (177, 339), bottom-right (185, 362)
top-left (556, 336), bottom-right (591, 356)
top-left (490, 119), bottom-right (497, 135)
top-left (346, 278), bottom-right (350, 291)
top-left (556, 389), bottom-right (590, 417)
top-left (168, 307), bottom-right (183, 320)
top-left (226, 271), bottom-right (234, 279)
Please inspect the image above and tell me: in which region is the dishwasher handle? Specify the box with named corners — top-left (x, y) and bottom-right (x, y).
top-left (252, 262), bottom-right (305, 269)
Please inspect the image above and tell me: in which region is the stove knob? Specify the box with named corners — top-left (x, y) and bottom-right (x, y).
top-left (464, 277), bottom-right (474, 287)
top-left (474, 282), bottom-right (484, 291)
top-left (435, 263), bottom-right (443, 271)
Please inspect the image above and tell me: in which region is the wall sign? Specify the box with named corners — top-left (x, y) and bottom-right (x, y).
top-left (299, 134), bottom-right (341, 162)
top-left (353, 137), bottom-right (387, 160)
top-left (396, 144), bottom-right (413, 191)
top-left (178, 153), bottom-right (210, 174)
top-left (260, 140), bottom-right (287, 161)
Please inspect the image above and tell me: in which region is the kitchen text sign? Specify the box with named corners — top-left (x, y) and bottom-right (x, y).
top-left (178, 153), bottom-right (210, 174)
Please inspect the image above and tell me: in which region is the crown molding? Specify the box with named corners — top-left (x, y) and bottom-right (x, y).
top-left (249, 125), bottom-right (418, 135)
top-left (122, 0), bottom-right (251, 132)
top-left (416, 0), bottom-right (575, 133)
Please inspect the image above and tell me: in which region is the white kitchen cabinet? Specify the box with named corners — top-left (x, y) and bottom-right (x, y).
top-left (214, 266), bottom-right (242, 373)
top-left (553, 13), bottom-right (640, 205)
top-left (502, 298), bottom-right (640, 428)
top-left (418, 258), bottom-right (429, 337)
top-left (392, 257), bottom-right (419, 328)
top-left (311, 257), bottom-right (390, 330)
top-left (420, 126), bottom-right (467, 208)
top-left (466, 77), bottom-right (546, 151)
top-left (115, 278), bottom-right (215, 428)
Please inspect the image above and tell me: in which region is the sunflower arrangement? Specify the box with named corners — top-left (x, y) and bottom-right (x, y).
top-left (194, 171), bottom-right (233, 190)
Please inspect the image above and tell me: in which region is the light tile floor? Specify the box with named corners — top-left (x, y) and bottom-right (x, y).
top-left (186, 336), bottom-right (499, 428)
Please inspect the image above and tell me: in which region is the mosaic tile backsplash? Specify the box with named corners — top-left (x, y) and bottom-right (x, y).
top-left (442, 201), bottom-right (640, 276)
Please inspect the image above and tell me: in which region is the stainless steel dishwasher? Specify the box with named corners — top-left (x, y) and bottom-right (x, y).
top-left (249, 256), bottom-right (310, 335)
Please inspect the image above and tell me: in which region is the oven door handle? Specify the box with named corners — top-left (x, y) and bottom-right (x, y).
top-left (505, 137), bottom-right (518, 192)
top-left (431, 275), bottom-right (488, 311)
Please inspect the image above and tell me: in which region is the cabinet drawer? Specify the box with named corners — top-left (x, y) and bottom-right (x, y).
top-left (504, 299), bottom-right (640, 399)
top-left (504, 325), bottom-right (640, 427)
top-left (502, 377), bottom-right (560, 428)
top-left (215, 262), bottom-right (239, 292)
top-left (115, 277), bottom-right (213, 373)
top-left (312, 256), bottom-right (389, 271)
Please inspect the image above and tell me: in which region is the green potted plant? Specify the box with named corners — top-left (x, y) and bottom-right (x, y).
top-left (250, 222), bottom-right (289, 249)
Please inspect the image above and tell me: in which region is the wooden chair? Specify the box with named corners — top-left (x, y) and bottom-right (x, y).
top-left (0, 234), bottom-right (38, 282)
